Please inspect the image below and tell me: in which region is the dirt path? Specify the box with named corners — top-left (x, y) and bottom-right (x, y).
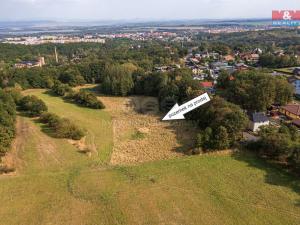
top-left (100, 96), bottom-right (199, 165)
top-left (30, 122), bottom-right (62, 168)
top-left (1, 117), bottom-right (28, 173)
top-left (1, 116), bottom-right (64, 173)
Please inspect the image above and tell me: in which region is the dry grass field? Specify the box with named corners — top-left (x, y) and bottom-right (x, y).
top-left (0, 88), bottom-right (300, 225)
top-left (100, 96), bottom-right (199, 165)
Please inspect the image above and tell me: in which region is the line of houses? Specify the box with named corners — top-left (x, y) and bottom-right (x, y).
top-left (185, 49), bottom-right (261, 82)
top-left (248, 102), bottom-right (300, 133)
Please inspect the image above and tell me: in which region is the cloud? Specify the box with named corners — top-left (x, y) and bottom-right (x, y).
top-left (9, 0), bottom-right (83, 5)
top-left (0, 0), bottom-right (299, 20)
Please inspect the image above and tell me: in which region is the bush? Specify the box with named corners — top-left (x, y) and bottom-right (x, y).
top-left (53, 118), bottom-right (85, 140)
top-left (19, 95), bottom-right (48, 116)
top-left (52, 83), bottom-right (72, 96)
top-left (131, 130), bottom-right (145, 140)
top-left (246, 125), bottom-right (300, 172)
top-left (288, 148), bottom-right (300, 172)
top-left (39, 112), bottom-right (60, 125)
top-left (64, 89), bottom-right (76, 100)
top-left (0, 165), bottom-right (15, 174)
top-left (196, 126), bottom-right (230, 151)
top-left (4, 87), bottom-right (22, 104)
top-left (213, 126), bottom-right (230, 150)
top-left (0, 126), bottom-right (15, 154)
top-left (189, 97), bottom-right (248, 146)
top-left (196, 133), bottom-right (203, 148)
top-left (72, 90), bottom-right (105, 109)
top-left (192, 148), bottom-right (202, 155)
top-left (40, 112), bottom-right (85, 140)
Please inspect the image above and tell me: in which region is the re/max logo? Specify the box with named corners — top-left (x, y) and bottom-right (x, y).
top-left (272, 10), bottom-right (300, 26)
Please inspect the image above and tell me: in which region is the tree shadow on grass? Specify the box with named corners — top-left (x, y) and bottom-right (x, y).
top-left (30, 117), bottom-right (59, 139)
top-left (162, 119), bottom-right (200, 154)
top-left (43, 89), bottom-right (58, 97)
top-left (43, 89), bottom-right (79, 106)
top-left (232, 151), bottom-right (300, 206)
top-left (43, 90), bottom-right (103, 110)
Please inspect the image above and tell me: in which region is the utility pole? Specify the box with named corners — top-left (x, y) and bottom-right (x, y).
top-left (54, 46), bottom-right (58, 63)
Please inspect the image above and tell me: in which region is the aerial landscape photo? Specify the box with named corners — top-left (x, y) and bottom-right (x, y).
top-left (0, 0), bottom-right (300, 224)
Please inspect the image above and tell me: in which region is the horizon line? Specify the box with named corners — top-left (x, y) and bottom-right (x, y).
top-left (0, 17), bottom-right (272, 23)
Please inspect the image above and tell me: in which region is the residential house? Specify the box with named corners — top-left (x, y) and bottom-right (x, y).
top-left (240, 53), bottom-right (260, 63)
top-left (190, 58), bottom-right (200, 64)
top-left (249, 112), bottom-right (270, 132)
top-left (253, 48), bottom-right (263, 55)
top-left (274, 50), bottom-right (285, 56)
top-left (194, 54), bottom-right (202, 59)
top-left (191, 67), bottom-right (203, 75)
top-left (293, 67), bottom-right (300, 76)
top-left (200, 81), bottom-right (215, 94)
top-left (193, 75), bottom-right (205, 81)
top-left (154, 66), bottom-right (169, 72)
top-left (223, 55), bottom-right (235, 62)
top-left (210, 61), bottom-right (228, 70)
top-left (14, 57), bottom-right (45, 69)
top-left (211, 61), bottom-right (235, 75)
top-left (195, 52), bottom-right (220, 60)
top-left (200, 81), bottom-right (213, 88)
top-left (235, 63), bottom-right (249, 71)
top-left (190, 65), bottom-right (207, 75)
top-left (228, 75), bottom-right (235, 81)
top-left (279, 104), bottom-right (300, 119)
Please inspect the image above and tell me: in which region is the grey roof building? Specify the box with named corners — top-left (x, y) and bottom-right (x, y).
top-left (249, 112), bottom-right (270, 132)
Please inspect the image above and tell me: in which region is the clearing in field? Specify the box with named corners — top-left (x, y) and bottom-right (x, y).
top-left (100, 95), bottom-right (199, 165)
top-left (0, 88), bottom-right (300, 225)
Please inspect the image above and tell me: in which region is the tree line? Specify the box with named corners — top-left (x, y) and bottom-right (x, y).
top-left (217, 70), bottom-right (294, 112)
top-left (0, 89), bottom-right (17, 155)
top-left (259, 53), bottom-right (298, 68)
top-left (246, 124), bottom-right (300, 173)
top-left (51, 82), bottom-right (105, 109)
top-left (195, 29), bottom-right (300, 55)
top-left (39, 113), bottom-right (85, 140)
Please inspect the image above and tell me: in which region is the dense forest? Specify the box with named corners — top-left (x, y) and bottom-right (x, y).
top-left (195, 29), bottom-right (300, 54)
top-left (0, 89), bottom-right (17, 156)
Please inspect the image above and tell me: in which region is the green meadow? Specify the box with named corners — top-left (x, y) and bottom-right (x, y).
top-left (0, 89), bottom-right (299, 225)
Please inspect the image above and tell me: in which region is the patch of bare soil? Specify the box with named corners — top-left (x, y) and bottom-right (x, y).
top-left (68, 136), bottom-right (96, 158)
top-left (100, 96), bottom-right (199, 165)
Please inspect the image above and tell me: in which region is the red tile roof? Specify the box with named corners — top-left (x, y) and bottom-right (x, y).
top-left (200, 82), bottom-right (213, 88)
top-left (282, 104), bottom-right (300, 116)
top-left (229, 75), bottom-right (235, 81)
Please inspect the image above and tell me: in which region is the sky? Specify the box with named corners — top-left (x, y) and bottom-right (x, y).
top-left (0, 0), bottom-right (299, 21)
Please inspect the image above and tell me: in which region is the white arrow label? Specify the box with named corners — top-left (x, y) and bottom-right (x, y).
top-left (162, 93), bottom-right (211, 121)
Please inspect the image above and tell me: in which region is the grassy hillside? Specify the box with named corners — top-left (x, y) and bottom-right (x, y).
top-left (0, 90), bottom-right (299, 225)
top-left (23, 89), bottom-right (113, 163)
